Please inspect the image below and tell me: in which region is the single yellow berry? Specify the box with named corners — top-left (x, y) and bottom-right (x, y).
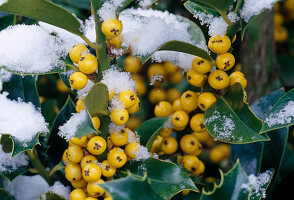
top-left (125, 142), bottom-right (140, 159)
top-left (110, 129), bottom-right (128, 146)
top-left (180, 90), bottom-right (198, 113)
top-left (208, 70), bottom-right (229, 90)
top-left (78, 54), bottom-right (98, 74)
top-left (71, 178), bottom-right (87, 189)
top-left (166, 88), bottom-right (181, 103)
top-left (216, 53), bottom-right (235, 71)
top-left (192, 56), bottom-right (212, 74)
top-left (163, 61), bottom-right (178, 74)
top-left (101, 19), bottom-right (123, 39)
top-left (274, 25), bottom-right (288, 43)
top-left (198, 92), bottom-right (217, 111)
top-left (193, 160), bottom-right (205, 177)
top-left (118, 90), bottom-right (137, 108)
top-left (110, 108), bottom-right (129, 125)
top-left (169, 69), bottom-right (183, 84)
top-left (192, 131), bottom-right (215, 148)
top-left (69, 44), bottom-right (89, 64)
top-left (91, 116), bottom-right (101, 130)
top-left (159, 128), bottom-right (172, 137)
top-left (154, 101), bottom-right (172, 117)
top-left (67, 145), bottom-right (84, 163)
top-left (127, 96), bottom-right (140, 114)
top-left (109, 35), bottom-right (123, 48)
top-left (70, 188), bottom-right (87, 200)
top-left (208, 35), bottom-right (231, 54)
top-left (62, 150), bottom-right (72, 165)
top-left (126, 116), bottom-right (142, 130)
top-left (190, 113), bottom-right (206, 132)
top-left (229, 71), bottom-right (247, 88)
top-left (172, 98), bottom-right (182, 112)
top-left (147, 63), bottom-right (167, 86)
top-left (161, 136), bottom-right (178, 155)
top-left (65, 164), bottom-right (82, 182)
top-left (57, 79), bottom-right (69, 93)
top-left (82, 163), bottom-right (101, 182)
top-left (87, 136), bottom-right (107, 155)
top-left (182, 155), bottom-right (200, 173)
top-left (107, 147), bottom-right (127, 168)
top-left (172, 110), bottom-right (189, 128)
top-left (180, 134), bottom-right (202, 155)
top-left (70, 136), bottom-right (88, 148)
top-left (123, 56), bottom-right (142, 73)
top-left (80, 155), bottom-right (98, 169)
top-left (69, 72), bottom-right (88, 90)
top-left (135, 79), bottom-right (147, 96)
top-left (76, 99), bottom-right (85, 113)
top-left (148, 88), bottom-right (166, 104)
top-left (101, 160), bottom-right (116, 177)
top-left (87, 179), bottom-right (105, 197)
top-left (186, 68), bottom-right (206, 87)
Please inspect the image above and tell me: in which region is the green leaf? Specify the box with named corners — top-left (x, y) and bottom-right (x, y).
top-left (204, 83), bottom-right (269, 144)
top-left (184, 1), bottom-right (219, 17)
top-left (53, 0), bottom-right (91, 10)
top-left (0, 0), bottom-right (84, 36)
top-left (0, 187), bottom-right (14, 200)
top-left (74, 110), bottom-right (98, 139)
top-left (135, 117), bottom-right (167, 150)
top-left (39, 191), bottom-right (66, 200)
top-left (0, 56), bottom-right (72, 75)
top-left (118, 158), bottom-right (198, 199)
top-left (41, 99), bottom-right (58, 129)
top-left (84, 83), bottom-right (109, 117)
top-left (116, 0), bottom-right (135, 13)
top-left (278, 54), bottom-right (294, 88)
top-left (59, 72), bottom-right (77, 96)
top-left (190, 0), bottom-right (235, 12)
top-left (140, 41), bottom-right (213, 65)
top-left (280, 145), bottom-right (294, 179)
top-left (261, 88), bottom-right (294, 133)
top-left (0, 14), bottom-right (16, 31)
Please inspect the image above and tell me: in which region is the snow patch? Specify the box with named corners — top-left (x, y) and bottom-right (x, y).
top-left (48, 181), bottom-right (71, 200)
top-left (264, 101), bottom-right (294, 127)
top-left (98, 0), bottom-right (124, 21)
top-left (0, 0), bottom-right (7, 6)
top-left (134, 145), bottom-right (150, 161)
top-left (0, 147), bottom-right (29, 173)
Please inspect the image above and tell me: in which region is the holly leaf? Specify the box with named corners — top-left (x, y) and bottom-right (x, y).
top-left (184, 1), bottom-right (219, 18)
top-left (190, 0), bottom-right (235, 12)
top-left (74, 110), bottom-right (98, 139)
top-left (39, 191), bottom-right (66, 200)
top-left (84, 82), bottom-right (109, 117)
top-left (0, 0), bottom-right (84, 36)
top-left (135, 117), bottom-right (167, 150)
top-left (261, 88), bottom-right (294, 133)
top-left (0, 14), bottom-right (16, 31)
top-left (115, 158), bottom-right (198, 199)
top-left (204, 83), bottom-right (269, 144)
top-left (41, 99), bottom-right (58, 129)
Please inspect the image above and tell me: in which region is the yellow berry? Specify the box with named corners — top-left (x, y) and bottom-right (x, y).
top-left (109, 35), bottom-right (123, 48)
top-left (76, 99), bottom-right (85, 113)
top-left (148, 88), bottom-right (166, 104)
top-left (62, 149), bottom-right (72, 165)
top-left (208, 35), bottom-right (231, 54)
top-left (198, 92), bottom-right (217, 111)
top-left (172, 110), bottom-right (189, 128)
top-left (182, 155), bottom-right (200, 173)
top-left (70, 188), bottom-right (87, 200)
top-left (67, 145), bottom-right (84, 163)
top-left (108, 90), bottom-right (115, 100)
top-left (161, 136), bottom-right (178, 155)
top-left (126, 116), bottom-right (142, 130)
top-left (71, 179), bottom-right (87, 189)
top-left (80, 155), bottom-right (98, 169)
top-left (87, 136), bottom-right (107, 155)
top-left (192, 56), bottom-right (212, 74)
top-left (91, 116), bottom-right (101, 130)
top-left (166, 88), bottom-right (181, 103)
top-left (118, 90), bottom-right (137, 108)
top-left (172, 98), bottom-right (182, 112)
top-left (110, 108), bottom-right (129, 125)
top-left (101, 160), bottom-right (116, 177)
top-left (192, 131), bottom-right (215, 148)
top-left (85, 197), bottom-right (98, 200)
top-left (82, 163), bottom-right (101, 182)
top-left (69, 44), bottom-right (89, 64)
top-left (150, 136), bottom-right (163, 153)
top-left (135, 79), bottom-right (147, 96)
top-left (159, 128), bottom-right (172, 137)
top-left (125, 142), bottom-right (140, 159)
top-left (190, 113), bottom-right (206, 132)
top-left (110, 129), bottom-right (128, 146)
top-left (123, 56), bottom-right (142, 73)
top-left (65, 164), bottom-right (82, 182)
top-left (186, 68), bottom-right (206, 87)
top-left (163, 61), bottom-right (178, 74)
top-left (101, 19), bottom-right (123, 39)
top-left (87, 179), bottom-right (105, 197)
top-left (78, 54), bottom-right (98, 74)
top-left (182, 190), bottom-right (190, 196)
top-left (208, 70), bottom-right (229, 90)
top-left (107, 147), bottom-right (127, 168)
top-left (229, 71), bottom-right (247, 88)
top-left (154, 101), bottom-right (172, 117)
top-left (57, 79), bottom-right (69, 93)
top-left (70, 136), bottom-right (88, 148)
top-left (147, 63), bottom-right (167, 86)
top-left (127, 96), bottom-right (140, 114)
top-left (180, 134), bottom-right (202, 155)
top-left (169, 69), bottom-right (183, 84)
top-left (180, 90), bottom-right (198, 113)
top-left (193, 160), bottom-right (205, 177)
top-left (274, 25), bottom-right (288, 43)
top-left (69, 72), bottom-right (88, 90)
top-left (216, 53), bottom-right (235, 71)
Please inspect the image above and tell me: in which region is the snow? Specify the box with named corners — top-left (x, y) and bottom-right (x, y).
top-left (0, 24), bottom-right (67, 73)
top-left (77, 80), bottom-right (94, 99)
top-left (0, 68), bottom-right (13, 91)
top-left (98, 0), bottom-right (124, 21)
top-left (241, 170), bottom-right (273, 199)
top-left (0, 146), bottom-right (29, 173)
top-left (126, 128), bottom-right (139, 143)
top-left (109, 122), bottom-right (125, 134)
top-left (150, 74), bottom-right (164, 85)
top-left (5, 175), bottom-right (49, 200)
top-left (81, 16), bottom-right (96, 43)
top-left (240, 0), bottom-right (277, 22)
top-left (133, 145), bottom-right (150, 161)
top-left (58, 109), bottom-right (88, 141)
top-left (264, 101), bottom-right (294, 127)
top-left (139, 0), bottom-right (153, 8)
top-left (0, 0), bottom-right (7, 6)
top-left (108, 96), bottom-right (125, 112)
top-left (204, 111), bottom-right (235, 140)
top-left (163, 116), bottom-right (175, 129)
top-left (0, 92), bottom-right (48, 142)
top-left (48, 181), bottom-right (71, 200)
